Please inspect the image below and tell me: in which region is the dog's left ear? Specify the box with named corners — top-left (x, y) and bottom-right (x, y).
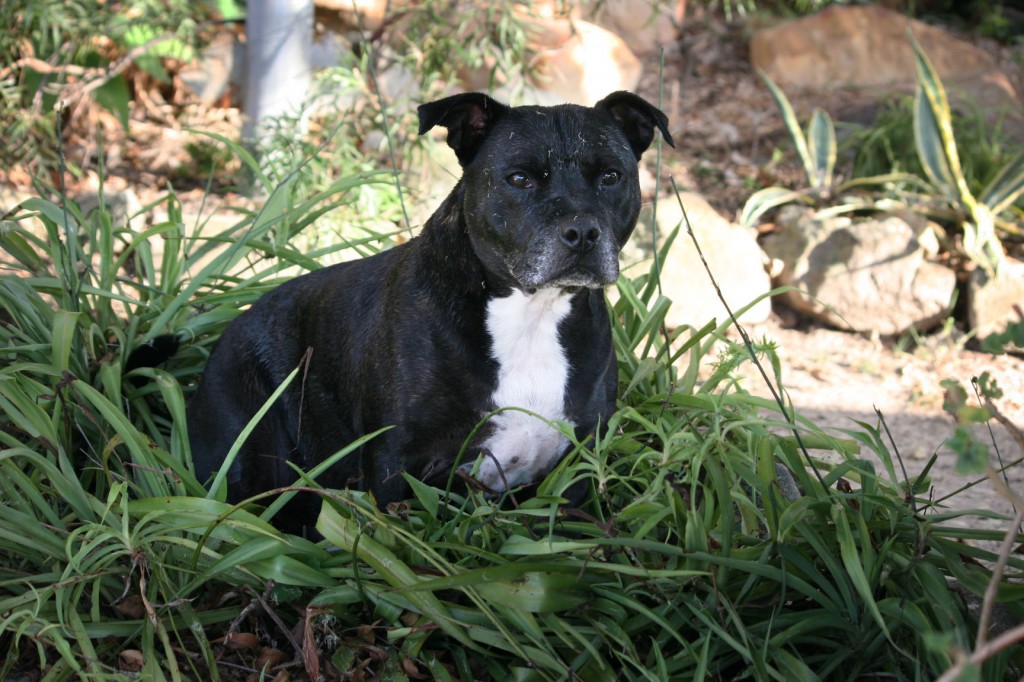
top-left (595, 91), bottom-right (675, 160)
top-left (418, 92), bottom-right (511, 166)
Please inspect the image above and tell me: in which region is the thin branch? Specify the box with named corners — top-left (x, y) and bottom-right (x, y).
top-left (0, 57), bottom-right (91, 80)
top-left (975, 504), bottom-right (1024, 649)
top-left (53, 32), bottom-right (181, 111)
top-left (254, 585), bottom-right (304, 656)
top-left (670, 176), bottom-right (833, 495)
top-left (971, 388), bottom-right (1024, 653)
top-left (937, 620), bottom-right (1024, 682)
top-left (985, 395), bottom-right (1024, 460)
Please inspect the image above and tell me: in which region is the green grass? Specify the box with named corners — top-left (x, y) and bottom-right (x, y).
top-left (0, 137), bottom-right (1022, 680)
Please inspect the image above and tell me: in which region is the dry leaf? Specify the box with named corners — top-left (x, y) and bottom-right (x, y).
top-left (356, 622), bottom-right (376, 643)
top-left (115, 594), bottom-right (146, 620)
top-left (119, 649), bottom-right (144, 672)
top-left (302, 612), bottom-right (320, 682)
top-left (223, 632), bottom-right (260, 651)
top-left (401, 656), bottom-right (429, 679)
top-left (257, 646), bottom-right (289, 667)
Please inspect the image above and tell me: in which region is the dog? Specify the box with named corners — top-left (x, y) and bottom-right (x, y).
top-left (187, 91), bottom-right (673, 531)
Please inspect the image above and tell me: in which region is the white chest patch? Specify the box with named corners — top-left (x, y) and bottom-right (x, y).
top-left (473, 288), bottom-right (575, 491)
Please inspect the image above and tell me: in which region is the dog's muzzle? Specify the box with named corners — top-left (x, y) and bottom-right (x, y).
top-left (509, 217), bottom-right (621, 290)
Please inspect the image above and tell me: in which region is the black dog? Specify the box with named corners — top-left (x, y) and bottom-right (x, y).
top-left (187, 91), bottom-right (673, 530)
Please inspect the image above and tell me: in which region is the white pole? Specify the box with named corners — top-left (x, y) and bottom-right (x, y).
top-left (242, 0), bottom-right (314, 143)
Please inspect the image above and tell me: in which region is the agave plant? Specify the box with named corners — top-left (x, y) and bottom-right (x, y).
top-left (743, 37), bottom-right (1024, 275)
top-left (739, 71), bottom-right (923, 228)
top-left (909, 32), bottom-right (1024, 274)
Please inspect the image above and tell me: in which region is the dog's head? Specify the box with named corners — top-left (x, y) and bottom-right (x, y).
top-left (419, 92), bottom-right (674, 292)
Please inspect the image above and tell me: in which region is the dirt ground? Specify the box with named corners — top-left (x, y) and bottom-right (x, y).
top-left (730, 317), bottom-right (1024, 540)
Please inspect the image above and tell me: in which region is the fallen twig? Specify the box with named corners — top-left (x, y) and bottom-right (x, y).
top-left (937, 618), bottom-right (1024, 682)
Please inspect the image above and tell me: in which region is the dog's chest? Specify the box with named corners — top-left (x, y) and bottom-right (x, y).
top-left (474, 288), bottom-right (574, 490)
top-left (486, 288), bottom-right (572, 414)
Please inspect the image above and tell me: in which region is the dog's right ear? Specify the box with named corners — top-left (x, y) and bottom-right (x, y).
top-left (418, 93), bottom-right (510, 166)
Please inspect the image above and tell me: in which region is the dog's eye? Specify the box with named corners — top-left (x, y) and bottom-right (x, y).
top-left (600, 169), bottom-right (621, 186)
top-left (507, 172), bottom-right (533, 189)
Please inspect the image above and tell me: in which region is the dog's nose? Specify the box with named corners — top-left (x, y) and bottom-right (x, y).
top-left (559, 221), bottom-right (601, 253)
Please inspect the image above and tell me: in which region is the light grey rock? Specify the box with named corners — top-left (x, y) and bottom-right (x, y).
top-left (968, 257), bottom-right (1024, 338)
top-left (627, 192), bottom-right (772, 329)
top-left (763, 208), bottom-right (956, 335)
top-left (77, 189), bottom-right (143, 230)
top-left (178, 32), bottom-right (245, 106)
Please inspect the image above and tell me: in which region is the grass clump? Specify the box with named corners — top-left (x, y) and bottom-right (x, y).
top-left (1, 139), bottom-right (1022, 679)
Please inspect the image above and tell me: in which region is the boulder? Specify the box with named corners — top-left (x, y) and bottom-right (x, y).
top-left (77, 189), bottom-right (143, 230)
top-left (762, 208), bottom-right (956, 335)
top-left (315, 0), bottom-right (389, 31)
top-left (460, 14), bottom-right (642, 106)
top-left (968, 257), bottom-right (1024, 338)
top-left (628, 192), bottom-right (772, 329)
top-left (749, 5), bottom-right (1023, 139)
top-left (178, 32), bottom-right (244, 106)
top-left (582, 0), bottom-right (685, 56)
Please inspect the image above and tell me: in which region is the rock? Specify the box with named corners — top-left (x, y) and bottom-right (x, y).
top-left (751, 6), bottom-right (992, 91)
top-left (315, 0), bottom-right (389, 31)
top-left (310, 27), bottom-right (352, 70)
top-left (582, 0), bottom-right (686, 56)
top-left (749, 5), bottom-right (1023, 139)
top-left (968, 257), bottom-right (1024, 338)
top-left (178, 32), bottom-right (244, 106)
top-left (77, 189), bottom-right (143, 230)
top-left (628, 192), bottom-right (772, 329)
top-left (459, 14), bottom-right (641, 106)
top-left (763, 208), bottom-right (956, 335)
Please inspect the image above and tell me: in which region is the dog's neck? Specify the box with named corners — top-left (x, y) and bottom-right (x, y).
top-left (417, 184), bottom-right (506, 299)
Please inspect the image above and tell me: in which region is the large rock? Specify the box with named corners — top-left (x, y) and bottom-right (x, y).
top-left (762, 208), bottom-right (956, 335)
top-left (583, 0), bottom-right (685, 56)
top-left (460, 14), bottom-right (641, 106)
top-left (178, 32), bottom-right (244, 106)
top-left (628, 192), bottom-right (772, 329)
top-left (968, 257), bottom-right (1024, 338)
top-left (750, 5), bottom-right (1023, 138)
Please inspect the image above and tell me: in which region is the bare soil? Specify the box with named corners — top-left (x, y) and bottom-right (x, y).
top-left (734, 318), bottom-right (1023, 538)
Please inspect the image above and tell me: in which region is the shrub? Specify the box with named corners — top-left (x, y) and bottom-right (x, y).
top-left (0, 0), bottom-right (212, 178)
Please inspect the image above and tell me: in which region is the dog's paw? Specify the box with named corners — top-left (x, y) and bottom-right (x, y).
top-left (466, 424), bottom-right (570, 492)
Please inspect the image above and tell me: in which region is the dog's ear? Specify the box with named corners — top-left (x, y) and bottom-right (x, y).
top-left (418, 93), bottom-right (511, 166)
top-left (594, 91), bottom-right (675, 160)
